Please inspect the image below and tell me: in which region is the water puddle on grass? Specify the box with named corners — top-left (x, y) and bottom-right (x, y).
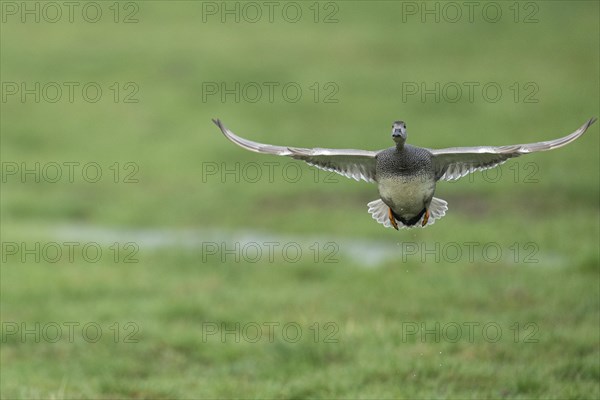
top-left (52, 224), bottom-right (399, 267)
top-left (50, 224), bottom-right (566, 268)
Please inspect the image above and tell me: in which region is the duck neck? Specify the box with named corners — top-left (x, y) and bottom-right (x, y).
top-left (395, 142), bottom-right (405, 152)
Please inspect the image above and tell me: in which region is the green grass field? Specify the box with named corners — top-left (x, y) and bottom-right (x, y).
top-left (1, 1), bottom-right (599, 398)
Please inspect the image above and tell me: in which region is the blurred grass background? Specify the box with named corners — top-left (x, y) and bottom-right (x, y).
top-left (1, 1), bottom-right (599, 398)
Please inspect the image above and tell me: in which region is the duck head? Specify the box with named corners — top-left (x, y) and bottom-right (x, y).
top-left (391, 121), bottom-right (407, 149)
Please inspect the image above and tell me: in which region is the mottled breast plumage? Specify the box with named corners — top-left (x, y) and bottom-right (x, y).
top-left (376, 145), bottom-right (434, 179)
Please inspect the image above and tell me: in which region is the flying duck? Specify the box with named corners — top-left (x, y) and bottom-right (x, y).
top-left (212, 118), bottom-right (596, 230)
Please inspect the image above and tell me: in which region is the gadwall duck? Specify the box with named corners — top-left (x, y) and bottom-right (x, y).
top-left (213, 118), bottom-right (596, 230)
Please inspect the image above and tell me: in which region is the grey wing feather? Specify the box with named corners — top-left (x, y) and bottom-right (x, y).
top-left (213, 119), bottom-right (379, 183)
top-left (431, 118), bottom-right (596, 181)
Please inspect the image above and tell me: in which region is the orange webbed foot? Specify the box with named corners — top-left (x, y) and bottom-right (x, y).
top-left (388, 208), bottom-right (399, 230)
top-left (421, 209), bottom-right (430, 227)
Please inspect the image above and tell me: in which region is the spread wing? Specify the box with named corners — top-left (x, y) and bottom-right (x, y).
top-left (212, 119), bottom-right (379, 183)
top-left (430, 118), bottom-right (597, 181)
